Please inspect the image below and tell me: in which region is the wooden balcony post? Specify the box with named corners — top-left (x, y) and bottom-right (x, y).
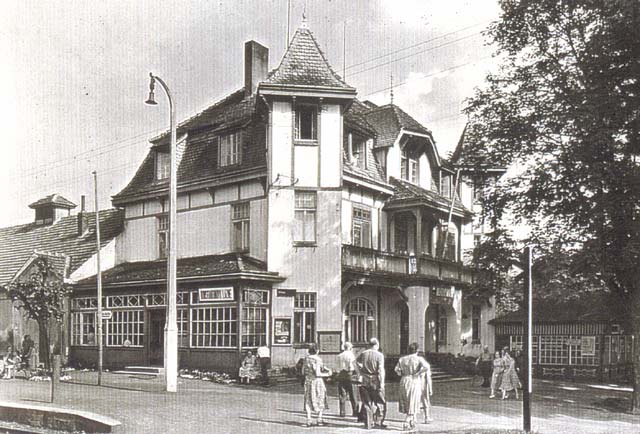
top-left (415, 208), bottom-right (422, 273)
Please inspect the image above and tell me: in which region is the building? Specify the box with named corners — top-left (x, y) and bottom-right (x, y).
top-left (492, 293), bottom-right (634, 383)
top-left (69, 22), bottom-right (495, 372)
top-left (0, 194), bottom-right (123, 363)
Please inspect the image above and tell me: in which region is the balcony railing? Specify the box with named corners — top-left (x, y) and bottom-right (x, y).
top-left (342, 245), bottom-right (473, 284)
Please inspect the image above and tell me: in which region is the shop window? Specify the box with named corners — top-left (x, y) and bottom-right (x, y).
top-left (352, 207), bottom-right (372, 248)
top-left (105, 310), bottom-right (144, 347)
top-left (242, 306), bottom-right (268, 347)
top-left (346, 298), bottom-right (375, 344)
top-left (191, 306), bottom-right (237, 348)
top-left (71, 312), bottom-right (96, 346)
top-left (178, 308), bottom-right (189, 348)
top-left (471, 305), bottom-right (481, 344)
top-left (218, 131), bottom-right (242, 167)
top-left (232, 202), bottom-right (250, 252)
top-left (294, 191), bottom-right (316, 244)
top-left (156, 151), bottom-right (170, 180)
top-left (157, 215), bottom-right (168, 259)
top-left (539, 336), bottom-right (569, 365)
top-left (295, 105), bottom-right (318, 141)
top-left (294, 293), bottom-right (316, 344)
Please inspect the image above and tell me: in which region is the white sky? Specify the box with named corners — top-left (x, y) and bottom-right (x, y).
top-left (0, 0), bottom-right (501, 226)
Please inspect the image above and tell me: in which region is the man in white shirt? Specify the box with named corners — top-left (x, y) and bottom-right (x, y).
top-left (257, 345), bottom-right (271, 385)
top-left (337, 342), bottom-right (358, 417)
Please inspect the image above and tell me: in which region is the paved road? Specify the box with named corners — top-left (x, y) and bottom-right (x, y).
top-left (0, 372), bottom-right (638, 433)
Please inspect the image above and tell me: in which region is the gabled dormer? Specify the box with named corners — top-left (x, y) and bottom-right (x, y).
top-left (29, 194), bottom-right (77, 225)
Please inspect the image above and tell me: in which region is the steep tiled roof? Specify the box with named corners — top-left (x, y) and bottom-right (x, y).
top-left (363, 104), bottom-right (434, 149)
top-left (387, 177), bottom-right (471, 217)
top-left (75, 254), bottom-right (276, 286)
top-left (342, 150), bottom-right (387, 186)
top-left (29, 194), bottom-right (77, 209)
top-left (0, 209), bottom-right (124, 286)
top-left (449, 124), bottom-right (468, 164)
top-left (112, 91), bottom-right (265, 202)
top-left (263, 24), bottom-right (353, 90)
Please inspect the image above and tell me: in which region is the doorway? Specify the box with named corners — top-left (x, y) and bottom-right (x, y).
top-left (399, 303), bottom-right (409, 355)
top-left (147, 309), bottom-right (165, 366)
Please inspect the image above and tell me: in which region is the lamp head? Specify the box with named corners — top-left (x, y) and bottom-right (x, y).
top-left (145, 73), bottom-right (157, 105)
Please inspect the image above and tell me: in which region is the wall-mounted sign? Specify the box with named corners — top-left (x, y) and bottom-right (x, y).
top-left (198, 287), bottom-right (234, 302)
top-left (581, 336), bottom-right (596, 356)
top-left (430, 286), bottom-right (454, 305)
top-left (273, 318), bottom-right (292, 345)
top-left (100, 310), bottom-right (112, 320)
top-left (277, 289), bottom-right (296, 297)
top-left (317, 331), bottom-right (342, 354)
top-left (408, 255), bottom-right (417, 274)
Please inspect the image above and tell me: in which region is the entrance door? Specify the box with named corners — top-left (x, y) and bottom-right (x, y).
top-left (147, 309), bottom-right (165, 366)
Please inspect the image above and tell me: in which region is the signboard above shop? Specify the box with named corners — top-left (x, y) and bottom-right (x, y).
top-left (198, 287), bottom-right (234, 302)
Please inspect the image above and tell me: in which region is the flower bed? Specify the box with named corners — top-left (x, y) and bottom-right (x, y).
top-left (178, 369), bottom-right (235, 385)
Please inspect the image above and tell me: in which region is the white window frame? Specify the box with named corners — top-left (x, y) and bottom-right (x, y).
top-left (157, 215), bottom-right (168, 259)
top-left (190, 306), bottom-right (238, 348)
top-left (242, 305), bottom-right (268, 347)
top-left (352, 206), bottom-right (372, 248)
top-left (105, 310), bottom-right (144, 347)
top-left (294, 293), bottom-right (316, 344)
top-left (401, 148), bottom-right (419, 184)
top-left (155, 151), bottom-right (170, 180)
top-left (294, 104), bottom-right (318, 142)
top-left (346, 298), bottom-right (375, 344)
top-left (71, 312), bottom-right (96, 346)
top-left (218, 131), bottom-right (242, 167)
top-left (232, 202), bottom-right (250, 252)
top-left (294, 191), bottom-right (317, 244)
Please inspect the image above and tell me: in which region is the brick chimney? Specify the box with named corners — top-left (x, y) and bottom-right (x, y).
top-left (244, 40), bottom-right (269, 97)
top-left (77, 195), bottom-right (88, 235)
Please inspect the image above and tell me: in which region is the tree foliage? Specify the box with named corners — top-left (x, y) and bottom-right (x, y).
top-left (7, 257), bottom-right (70, 368)
top-left (463, 0), bottom-right (640, 411)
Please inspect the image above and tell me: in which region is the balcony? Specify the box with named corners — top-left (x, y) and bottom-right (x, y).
top-left (342, 245), bottom-right (473, 284)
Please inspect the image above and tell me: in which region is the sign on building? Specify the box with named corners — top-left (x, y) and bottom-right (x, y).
top-left (198, 287), bottom-right (234, 302)
top-left (100, 310), bottom-right (112, 320)
top-left (581, 336), bottom-right (596, 356)
top-left (273, 318), bottom-right (291, 345)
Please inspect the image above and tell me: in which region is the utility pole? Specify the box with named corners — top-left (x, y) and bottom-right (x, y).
top-left (93, 171), bottom-right (103, 386)
top-left (523, 245), bottom-right (533, 433)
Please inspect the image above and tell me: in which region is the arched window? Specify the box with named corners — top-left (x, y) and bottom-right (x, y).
top-left (345, 298), bottom-right (375, 344)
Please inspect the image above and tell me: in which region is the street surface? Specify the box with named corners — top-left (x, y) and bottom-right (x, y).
top-left (0, 372), bottom-right (638, 433)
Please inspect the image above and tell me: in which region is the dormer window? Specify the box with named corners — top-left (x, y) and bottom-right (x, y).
top-left (155, 152), bottom-right (170, 180)
top-left (401, 148), bottom-right (418, 184)
top-left (295, 105), bottom-right (317, 141)
top-left (440, 175), bottom-right (451, 198)
top-left (352, 136), bottom-right (367, 170)
top-left (218, 131), bottom-right (242, 167)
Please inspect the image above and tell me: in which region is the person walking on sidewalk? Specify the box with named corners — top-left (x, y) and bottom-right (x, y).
top-left (475, 345), bottom-right (493, 387)
top-left (257, 345), bottom-right (271, 386)
top-left (490, 350), bottom-right (505, 398)
top-left (421, 356), bottom-right (434, 424)
top-left (500, 348), bottom-right (521, 400)
top-left (302, 344), bottom-right (332, 427)
top-left (394, 343), bottom-right (430, 431)
top-left (337, 342), bottom-right (358, 418)
top-left (356, 337), bottom-right (387, 429)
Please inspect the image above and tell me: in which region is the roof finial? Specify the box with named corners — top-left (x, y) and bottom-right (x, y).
top-left (390, 73), bottom-right (394, 104)
top-left (301, 9), bottom-right (308, 29)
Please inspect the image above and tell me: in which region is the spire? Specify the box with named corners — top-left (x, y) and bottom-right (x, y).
top-left (390, 73), bottom-right (394, 104)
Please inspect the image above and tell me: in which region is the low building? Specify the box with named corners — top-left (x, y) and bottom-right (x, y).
top-left (492, 293), bottom-right (634, 383)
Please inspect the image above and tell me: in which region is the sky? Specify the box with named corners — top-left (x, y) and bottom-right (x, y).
top-left (0, 0), bottom-right (501, 227)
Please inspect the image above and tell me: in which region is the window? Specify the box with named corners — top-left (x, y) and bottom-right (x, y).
top-left (294, 191), bottom-right (317, 243)
top-left (294, 293), bottom-right (316, 344)
top-left (438, 315), bottom-right (448, 345)
top-left (218, 131), bottom-right (242, 167)
top-left (242, 306), bottom-right (268, 347)
top-left (352, 207), bottom-right (372, 248)
top-left (444, 232), bottom-right (457, 261)
top-left (178, 308), bottom-right (189, 348)
top-left (232, 202), bottom-right (250, 252)
top-left (440, 175), bottom-right (451, 198)
top-left (539, 336), bottom-right (568, 365)
top-left (295, 105), bottom-right (317, 141)
top-left (105, 310), bottom-right (144, 347)
top-left (156, 152), bottom-right (170, 180)
top-left (473, 234), bottom-right (482, 247)
top-left (71, 312), bottom-right (96, 346)
top-left (471, 305), bottom-right (481, 344)
top-left (158, 215), bottom-right (168, 259)
top-left (473, 177), bottom-right (484, 203)
top-left (401, 148), bottom-right (418, 183)
top-left (352, 135), bottom-right (367, 169)
top-left (191, 306), bottom-right (237, 348)
top-left (346, 298), bottom-right (375, 344)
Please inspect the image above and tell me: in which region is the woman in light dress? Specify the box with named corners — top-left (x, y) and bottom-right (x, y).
top-left (238, 350), bottom-right (260, 384)
top-left (490, 350), bottom-right (505, 398)
top-left (303, 344), bottom-right (332, 427)
top-left (394, 342), bottom-right (430, 431)
top-left (500, 348), bottom-right (521, 399)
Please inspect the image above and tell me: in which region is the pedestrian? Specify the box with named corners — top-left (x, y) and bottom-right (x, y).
top-left (421, 356), bottom-right (433, 424)
top-left (21, 335), bottom-right (34, 379)
top-left (302, 344), bottom-right (332, 427)
top-left (489, 350), bottom-right (505, 398)
top-left (394, 343), bottom-right (430, 431)
top-left (256, 345), bottom-right (271, 386)
top-left (356, 337), bottom-right (387, 429)
top-left (475, 345), bottom-right (493, 387)
top-left (3, 347), bottom-right (18, 379)
top-left (337, 342), bottom-right (358, 417)
top-left (500, 349), bottom-right (521, 400)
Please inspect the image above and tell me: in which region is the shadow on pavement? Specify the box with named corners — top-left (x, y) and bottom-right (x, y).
top-left (240, 416), bottom-right (357, 430)
top-left (64, 380), bottom-right (158, 393)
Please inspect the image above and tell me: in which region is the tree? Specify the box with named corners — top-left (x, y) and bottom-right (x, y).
top-left (463, 0), bottom-right (640, 412)
top-left (7, 257), bottom-right (70, 370)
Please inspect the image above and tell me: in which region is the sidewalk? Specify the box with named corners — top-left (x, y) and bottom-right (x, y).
top-left (0, 372), bottom-right (638, 433)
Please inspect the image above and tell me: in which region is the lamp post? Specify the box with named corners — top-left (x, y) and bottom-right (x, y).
top-left (145, 73), bottom-right (178, 393)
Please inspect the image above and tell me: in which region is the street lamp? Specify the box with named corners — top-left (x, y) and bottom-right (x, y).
top-left (145, 72), bottom-right (178, 393)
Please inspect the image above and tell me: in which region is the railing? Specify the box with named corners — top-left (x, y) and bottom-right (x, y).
top-left (342, 245), bottom-right (473, 283)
